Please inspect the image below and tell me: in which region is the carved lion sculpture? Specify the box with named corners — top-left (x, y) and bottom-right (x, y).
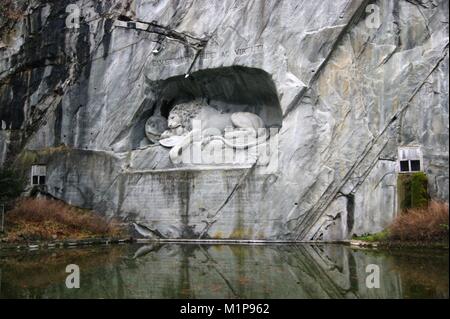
top-left (145, 100), bottom-right (268, 164)
top-left (167, 107), bottom-right (267, 164)
top-left (158, 101), bottom-right (204, 147)
top-left (145, 115), bottom-right (168, 143)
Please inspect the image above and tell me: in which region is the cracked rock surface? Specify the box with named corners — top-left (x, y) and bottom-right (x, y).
top-left (0, 0), bottom-right (448, 240)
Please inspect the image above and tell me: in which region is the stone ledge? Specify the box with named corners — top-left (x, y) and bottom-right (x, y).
top-left (348, 240), bottom-right (379, 248)
top-left (126, 165), bottom-right (254, 174)
top-left (0, 238), bottom-right (133, 251)
top-left (135, 238), bottom-right (348, 245)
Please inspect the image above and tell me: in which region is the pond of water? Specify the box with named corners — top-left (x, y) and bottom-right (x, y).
top-left (0, 243), bottom-right (447, 298)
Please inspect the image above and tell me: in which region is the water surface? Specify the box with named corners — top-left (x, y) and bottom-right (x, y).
top-left (0, 243), bottom-right (447, 298)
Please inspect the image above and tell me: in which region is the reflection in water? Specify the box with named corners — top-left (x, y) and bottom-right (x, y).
top-left (0, 244), bottom-right (448, 299)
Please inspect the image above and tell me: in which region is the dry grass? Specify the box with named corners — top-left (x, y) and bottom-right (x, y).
top-left (3, 198), bottom-right (124, 242)
top-left (389, 201), bottom-right (449, 242)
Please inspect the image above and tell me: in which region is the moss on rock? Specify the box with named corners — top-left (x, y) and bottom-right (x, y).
top-left (398, 172), bottom-right (429, 211)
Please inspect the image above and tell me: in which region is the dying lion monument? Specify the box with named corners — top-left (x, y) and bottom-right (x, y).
top-left (146, 100), bottom-right (268, 164)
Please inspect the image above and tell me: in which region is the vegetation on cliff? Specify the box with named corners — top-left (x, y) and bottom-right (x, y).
top-left (1, 198), bottom-right (124, 243)
top-left (354, 201), bottom-right (449, 245)
top-left (1, 163), bottom-right (125, 244)
top-left (355, 172), bottom-right (448, 246)
top-left (0, 167), bottom-right (25, 206)
top-left (390, 201), bottom-right (449, 242)
top-left (398, 172), bottom-right (430, 210)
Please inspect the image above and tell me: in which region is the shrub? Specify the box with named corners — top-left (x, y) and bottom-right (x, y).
top-left (410, 172), bottom-right (429, 208)
top-left (389, 201), bottom-right (449, 242)
top-left (0, 167), bottom-right (25, 205)
top-left (353, 230), bottom-right (389, 242)
top-left (397, 172), bottom-right (429, 210)
top-left (4, 198), bottom-right (124, 241)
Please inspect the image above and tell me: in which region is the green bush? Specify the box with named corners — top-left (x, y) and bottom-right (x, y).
top-left (0, 167), bottom-right (25, 205)
top-left (410, 172), bottom-right (429, 208)
top-left (398, 172), bottom-right (429, 210)
top-left (353, 230), bottom-right (389, 242)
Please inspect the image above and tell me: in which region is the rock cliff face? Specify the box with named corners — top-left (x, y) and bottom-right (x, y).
top-left (0, 0), bottom-right (448, 240)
